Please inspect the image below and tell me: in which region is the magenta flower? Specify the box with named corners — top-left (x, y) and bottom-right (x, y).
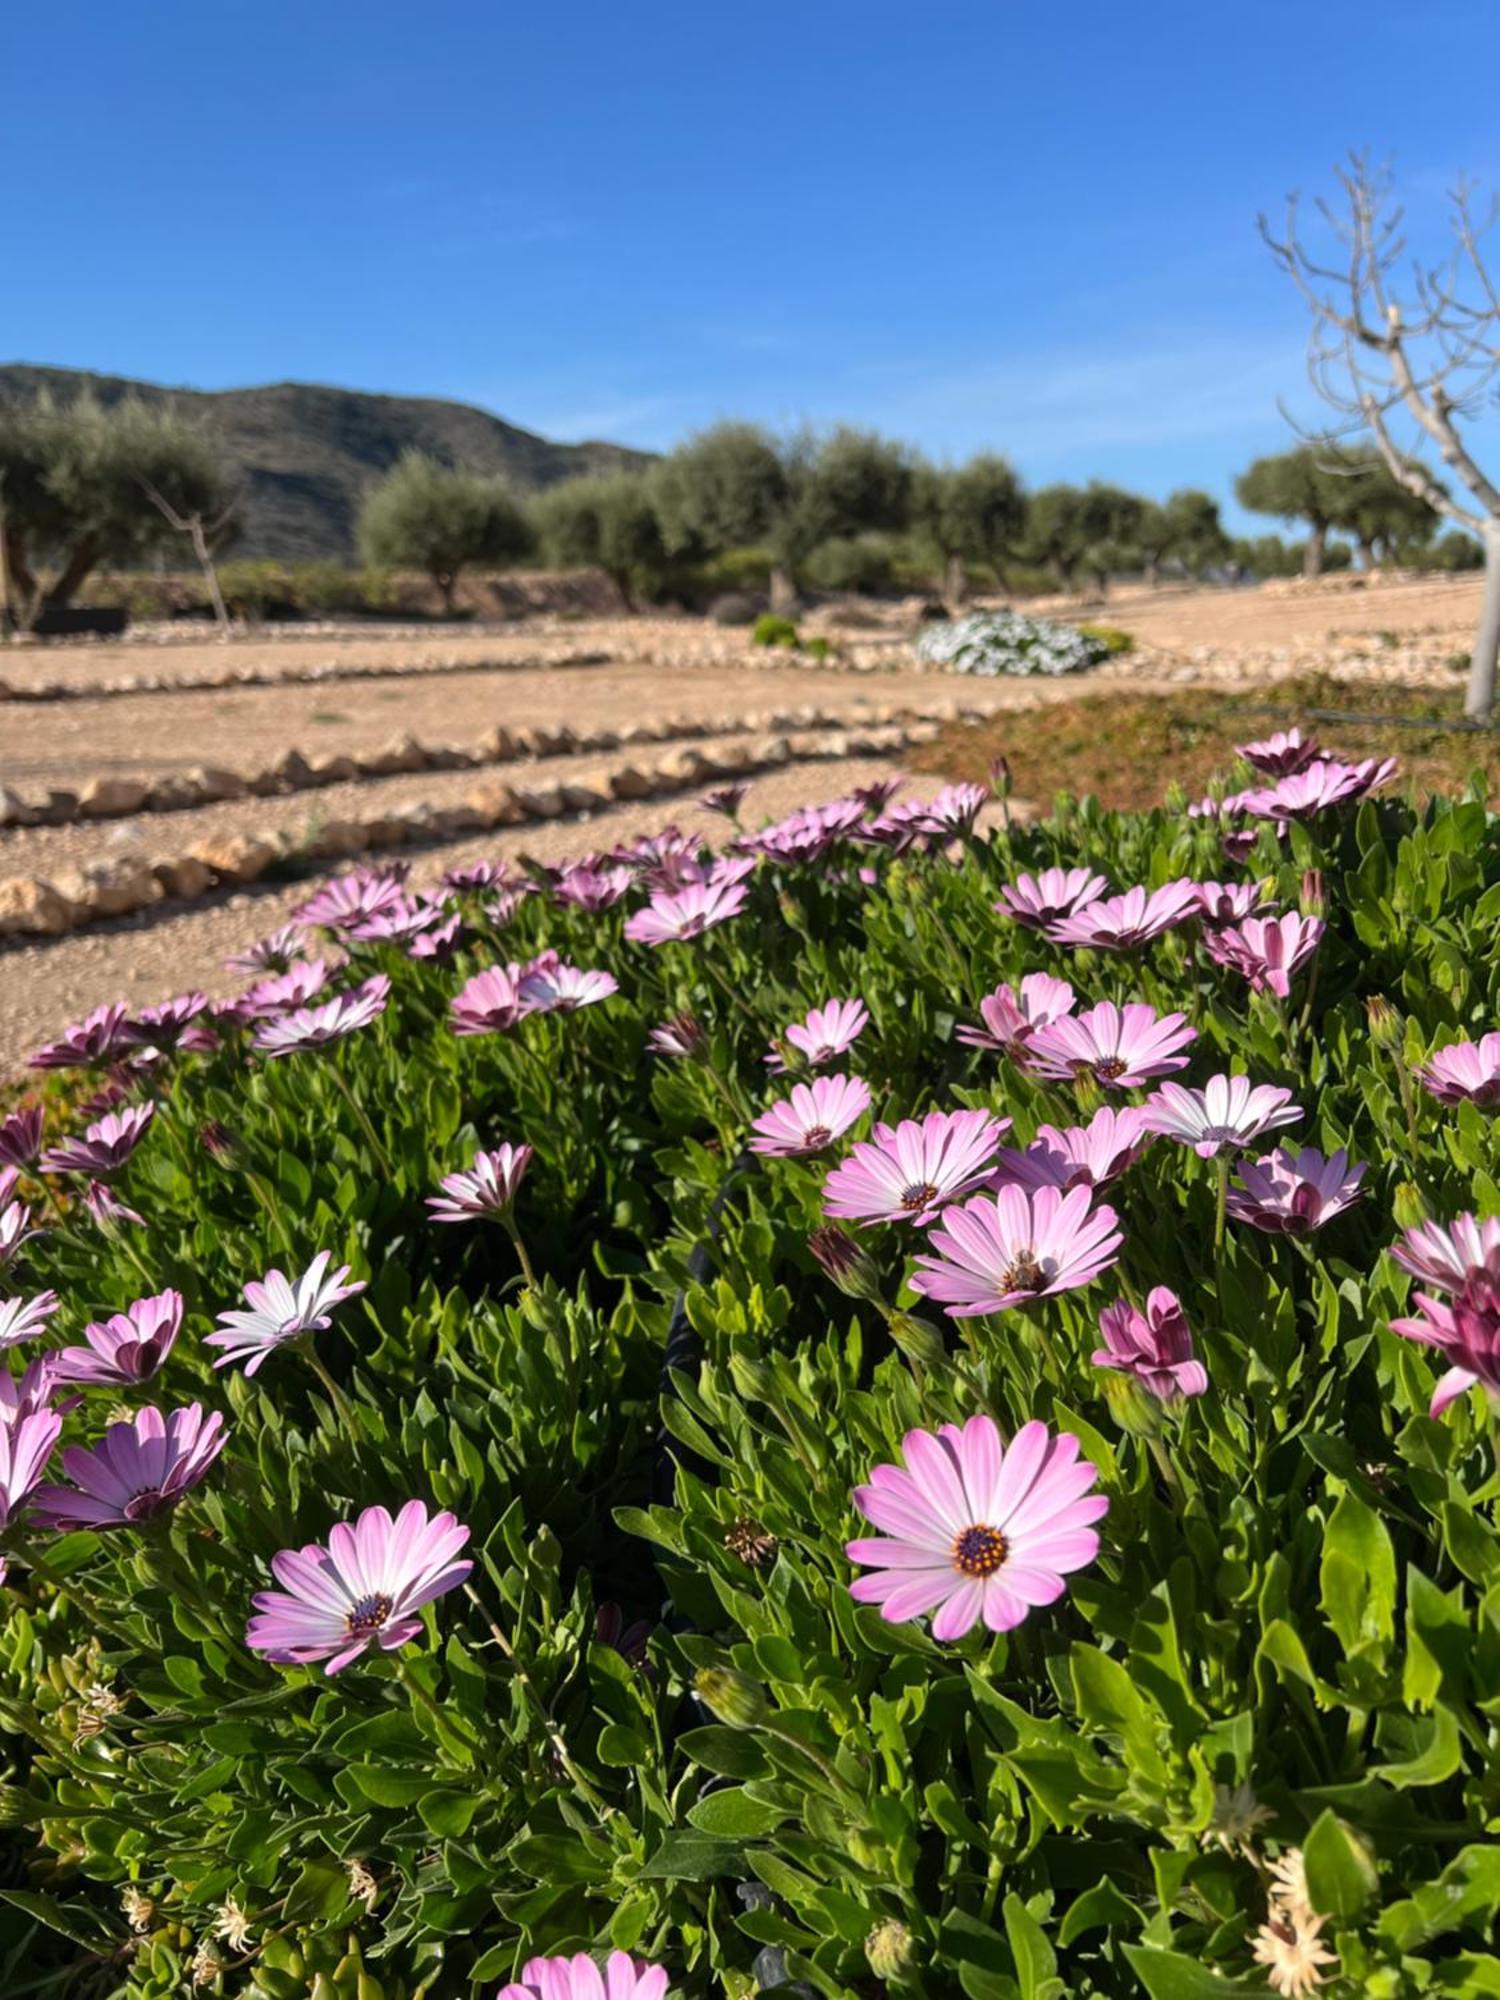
top-left (0, 1358), bottom-right (67, 1427)
top-left (853, 776), bottom-right (904, 813)
top-left (52, 1288), bottom-right (183, 1387)
top-left (990, 1105), bottom-right (1154, 1192)
top-left (427, 1144), bottom-right (534, 1223)
top-left (1192, 879), bottom-right (1267, 925)
top-left (1203, 912), bottom-right (1324, 998)
top-left (0, 1410), bottom-right (63, 1529)
top-left (1245, 757), bottom-right (1398, 822)
top-left (912, 781), bottom-right (989, 837)
top-left (1145, 1075), bottom-right (1302, 1158)
top-left (1415, 1034), bottom-right (1500, 1110)
top-left (518, 963), bottom-right (619, 1014)
top-left (1047, 879), bottom-right (1201, 950)
top-left (30, 1003), bottom-right (132, 1071)
top-left (442, 859), bottom-right (508, 893)
top-left (822, 1110), bottom-right (1010, 1226)
top-left (750, 1075), bottom-right (872, 1158)
top-left (40, 1103), bottom-right (155, 1178)
top-left (252, 975), bottom-right (391, 1057)
top-left (246, 1499), bottom-right (472, 1675)
top-left (1391, 1213), bottom-right (1500, 1294)
top-left (0, 1107), bottom-right (44, 1171)
top-left (242, 959), bottom-right (333, 1016)
top-left (1391, 1268), bottom-right (1500, 1416)
top-left (1236, 728), bottom-right (1320, 776)
top-left (498, 1954), bottom-right (669, 2000)
top-left (911, 1184), bottom-right (1122, 1317)
top-left (0, 1290), bottom-right (60, 1350)
top-left (957, 975), bottom-right (1075, 1057)
top-left (995, 867), bottom-right (1109, 930)
top-left (83, 1181), bottom-right (144, 1232)
top-left (1092, 1288), bottom-right (1207, 1401)
top-left (1024, 1001), bottom-right (1197, 1089)
top-left (0, 1196), bottom-right (40, 1269)
top-left (773, 997), bottom-right (871, 1070)
top-left (407, 913), bottom-right (465, 962)
top-left (124, 993), bottom-right (209, 1049)
top-left (646, 1013), bottom-right (708, 1060)
top-left (32, 1403), bottom-right (227, 1528)
top-left (296, 870), bottom-right (408, 932)
top-left (553, 864), bottom-right (634, 912)
top-left (450, 965), bottom-right (530, 1037)
top-left (206, 1252), bottom-right (366, 1376)
top-left (847, 1414), bottom-right (1106, 1638)
top-left (700, 782), bottom-right (750, 818)
top-left (624, 878), bottom-right (748, 947)
top-left (347, 894), bottom-right (450, 946)
top-left (226, 924), bottom-right (311, 975)
top-left (1226, 1146), bottom-right (1365, 1235)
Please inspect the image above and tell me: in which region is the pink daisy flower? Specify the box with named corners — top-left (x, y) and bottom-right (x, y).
top-left (0, 1290), bottom-right (60, 1351)
top-left (450, 965), bottom-right (530, 1037)
top-left (1047, 880), bottom-right (1201, 951)
top-left (911, 1184), bottom-right (1122, 1317)
top-left (0, 1409), bottom-right (63, 1530)
top-left (624, 878), bottom-right (748, 947)
top-left (0, 1358), bottom-right (67, 1427)
top-left (989, 1105), bottom-right (1154, 1192)
top-left (32, 1403), bottom-right (227, 1528)
top-left (1192, 879), bottom-right (1267, 926)
top-left (1390, 1270), bottom-right (1500, 1416)
top-left (241, 960), bottom-right (333, 1016)
top-left (1226, 1146), bottom-right (1365, 1235)
top-left (441, 860), bottom-right (508, 893)
top-left (911, 781), bottom-right (989, 837)
top-left (750, 1075), bottom-right (872, 1158)
top-left (1203, 912), bottom-right (1324, 998)
top-left (822, 1109), bottom-right (1010, 1226)
top-left (1144, 1075), bottom-right (1303, 1158)
top-left (1244, 757), bottom-right (1398, 822)
top-left (497, 1952), bottom-right (669, 2000)
top-left (0, 1107), bottom-right (44, 1171)
top-left (1092, 1288), bottom-right (1207, 1401)
top-left (957, 975), bottom-right (1075, 1057)
top-left (847, 1414), bottom-right (1106, 1638)
top-left (517, 963), bottom-right (619, 1014)
top-left (30, 1003), bottom-right (132, 1071)
top-left (1024, 1001), bottom-right (1197, 1089)
top-left (1391, 1213), bottom-right (1500, 1294)
top-left (772, 997), bottom-right (871, 1070)
top-left (995, 867), bottom-right (1109, 930)
top-left (40, 1103), bottom-right (155, 1178)
top-left (0, 1196), bottom-right (40, 1269)
top-left (553, 864), bottom-right (635, 912)
top-left (295, 870), bottom-right (408, 932)
top-left (225, 924), bottom-right (311, 975)
top-left (52, 1288), bottom-right (183, 1387)
top-left (206, 1252), bottom-right (366, 1376)
top-left (407, 913), bottom-right (465, 962)
top-left (1235, 728), bottom-right (1320, 776)
top-left (646, 1013), bottom-right (708, 1060)
top-left (427, 1143), bottom-right (534, 1223)
top-left (246, 1499), bottom-right (472, 1675)
top-left (124, 993), bottom-right (209, 1049)
top-left (1414, 1034), bottom-right (1500, 1110)
top-left (251, 975), bottom-right (391, 1057)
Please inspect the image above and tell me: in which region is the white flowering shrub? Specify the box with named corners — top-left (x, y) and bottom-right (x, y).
top-left (915, 608), bottom-right (1110, 677)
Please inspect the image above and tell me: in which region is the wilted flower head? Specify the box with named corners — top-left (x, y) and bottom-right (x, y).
top-left (848, 1414), bottom-right (1106, 1638)
top-left (806, 1225), bottom-right (882, 1301)
top-left (206, 1252), bottom-right (366, 1376)
top-left (956, 974), bottom-right (1075, 1057)
top-left (426, 1143), bottom-right (534, 1223)
top-left (82, 1181), bottom-right (145, 1232)
top-left (251, 975), bottom-right (391, 1056)
top-left (52, 1289), bottom-right (184, 1387)
top-left (246, 1499), bottom-right (472, 1675)
top-left (852, 776), bottom-right (903, 813)
top-left (646, 1012), bottom-right (708, 1060)
top-left (225, 924), bottom-right (311, 974)
top-left (1203, 912), bottom-right (1324, 998)
top-left (450, 965), bottom-right (530, 1037)
top-left (1024, 1001), bottom-right (1197, 1089)
top-left (624, 877), bottom-right (748, 946)
top-left (1414, 1033), bottom-right (1500, 1110)
top-left (990, 1104), bottom-right (1154, 1192)
top-left (995, 867), bottom-right (1109, 930)
top-left (496, 1951), bottom-right (670, 2000)
top-left (517, 962), bottom-right (619, 1014)
top-left (40, 1103), bottom-right (155, 1178)
top-left (30, 1004), bottom-right (132, 1071)
top-left (822, 1109), bottom-right (1009, 1226)
top-left (773, 997), bottom-right (870, 1070)
top-left (1226, 1146), bottom-right (1365, 1235)
top-left (0, 1356), bottom-right (66, 1425)
top-left (0, 1195), bottom-right (41, 1268)
top-left (911, 1183), bottom-right (1122, 1317)
top-left (750, 1074), bottom-right (872, 1158)
top-left (32, 1403), bottom-right (227, 1528)
top-left (1145, 1075), bottom-right (1303, 1158)
top-left (0, 1106), bottom-right (44, 1171)
top-left (1236, 728), bottom-right (1320, 776)
top-left (1093, 1288), bottom-right (1206, 1402)
top-left (0, 1409), bottom-right (63, 1529)
top-left (1047, 879), bottom-right (1201, 951)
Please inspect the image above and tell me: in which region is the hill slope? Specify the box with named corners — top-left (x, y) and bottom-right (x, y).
top-left (0, 364), bottom-right (655, 562)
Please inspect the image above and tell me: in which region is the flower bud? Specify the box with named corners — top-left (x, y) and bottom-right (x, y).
top-left (807, 1226), bottom-right (882, 1303)
top-left (1299, 867), bottom-right (1325, 917)
top-left (1366, 995), bottom-right (1402, 1048)
top-left (728, 1352), bottom-right (776, 1404)
top-left (885, 1311), bottom-right (948, 1371)
top-left (199, 1120), bottom-right (238, 1164)
top-left (1391, 1180), bottom-right (1430, 1232)
top-left (865, 1918), bottom-right (916, 1981)
top-left (1099, 1366), bottom-right (1164, 1440)
top-left (694, 1666), bottom-right (768, 1729)
top-left (988, 754), bottom-right (1013, 801)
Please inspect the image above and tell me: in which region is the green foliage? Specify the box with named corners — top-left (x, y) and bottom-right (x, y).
top-left (751, 611), bottom-right (800, 647)
top-left (1077, 622), bottom-right (1136, 656)
top-left (357, 451), bottom-right (534, 611)
top-left (533, 472), bottom-right (670, 609)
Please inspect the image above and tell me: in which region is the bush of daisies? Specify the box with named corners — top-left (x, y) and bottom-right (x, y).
top-left (1, 727), bottom-right (1498, 2000)
top-left (914, 611), bottom-right (1109, 678)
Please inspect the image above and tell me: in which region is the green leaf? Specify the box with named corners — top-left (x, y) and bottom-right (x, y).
top-left (686, 1787), bottom-right (786, 1838)
top-left (0, 1889), bottom-right (116, 1947)
top-left (345, 1764), bottom-right (433, 1806)
top-left (1320, 1490), bottom-right (1397, 1659)
top-left (1122, 1944), bottom-right (1269, 1998)
top-left (1372, 1705), bottom-right (1463, 1789)
top-left (1303, 1809), bottom-right (1378, 1921)
top-left (1069, 1644), bottom-right (1168, 1787)
top-left (637, 1831), bottom-right (744, 1881)
top-left (281, 1859), bottom-right (353, 1924)
top-left (1003, 1893), bottom-right (1061, 2000)
top-left (1058, 1878), bottom-right (1142, 1946)
top-left (678, 1725), bottom-right (773, 1780)
top-left (418, 1788), bottom-right (481, 1837)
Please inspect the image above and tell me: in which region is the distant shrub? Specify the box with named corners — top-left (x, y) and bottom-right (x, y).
top-left (752, 612), bottom-right (800, 648)
top-left (804, 533), bottom-right (896, 595)
top-left (915, 608), bottom-right (1109, 677)
top-left (1077, 621), bottom-right (1135, 656)
top-left (804, 635), bottom-right (832, 661)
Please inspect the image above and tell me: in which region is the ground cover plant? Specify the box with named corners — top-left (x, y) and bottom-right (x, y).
top-left (914, 611), bottom-right (1111, 679)
top-left (0, 740), bottom-right (1497, 1998)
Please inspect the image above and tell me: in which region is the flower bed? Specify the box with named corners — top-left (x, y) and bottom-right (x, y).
top-left (915, 609), bottom-right (1110, 677)
top-left (0, 739), bottom-right (1498, 1998)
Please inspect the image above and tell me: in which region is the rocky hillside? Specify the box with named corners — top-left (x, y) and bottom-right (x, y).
top-left (0, 363), bottom-right (654, 562)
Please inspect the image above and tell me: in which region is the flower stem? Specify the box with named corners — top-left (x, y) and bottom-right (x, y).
top-left (327, 1059), bottom-right (393, 1180)
top-left (303, 1341), bottom-right (358, 1430)
top-left (1147, 1434), bottom-right (1186, 1511)
top-left (502, 1217), bottom-right (538, 1291)
top-left (393, 1653), bottom-right (484, 1760)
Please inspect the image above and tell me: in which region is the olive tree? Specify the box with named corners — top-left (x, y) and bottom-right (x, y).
top-left (1136, 489), bottom-right (1231, 584)
top-left (357, 452), bottom-right (534, 613)
top-left (1022, 482), bottom-right (1146, 593)
top-left (534, 472), bottom-right (667, 610)
top-left (1318, 448), bottom-right (1438, 566)
top-left (916, 454), bottom-right (1026, 603)
top-left (1234, 448), bottom-right (1342, 576)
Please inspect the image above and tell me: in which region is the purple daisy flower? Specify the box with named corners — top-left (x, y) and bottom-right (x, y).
top-left (40, 1103), bottom-right (156, 1178)
top-left (1414, 1034), bottom-right (1500, 1110)
top-left (989, 1104), bottom-right (1154, 1192)
top-left (450, 965), bottom-right (531, 1037)
top-left (0, 1409), bottom-right (63, 1529)
top-left (205, 1252), bottom-right (366, 1376)
top-left (32, 1403), bottom-right (227, 1528)
top-left (427, 1143), bottom-right (534, 1223)
top-left (553, 864), bottom-right (635, 912)
top-left (1024, 1001), bottom-right (1197, 1089)
top-left (750, 1074), bottom-right (872, 1158)
top-left (0, 1195), bottom-right (41, 1269)
top-left (1391, 1268), bottom-right (1500, 1417)
top-left (246, 1499), bottom-right (472, 1675)
top-left (1192, 879), bottom-right (1267, 925)
top-left (83, 1181), bottom-right (145, 1232)
top-left (1244, 757), bottom-right (1398, 822)
top-left (911, 781), bottom-right (990, 838)
top-left (910, 1183), bottom-right (1122, 1317)
top-left (0, 1107), bottom-right (44, 1172)
top-left (847, 1414), bottom-right (1106, 1638)
top-left (225, 925), bottom-right (312, 975)
top-left (771, 997), bottom-right (871, 1071)
top-left (957, 975), bottom-right (1076, 1057)
top-left (52, 1288), bottom-right (183, 1387)
top-left (30, 1004), bottom-right (132, 1072)
top-left (699, 782), bottom-right (750, 819)
top-left (0, 1290), bottom-right (60, 1350)
top-left (295, 870), bottom-right (408, 933)
top-left (1203, 912), bottom-right (1324, 998)
top-left (994, 867), bottom-right (1110, 930)
top-left (822, 1109), bottom-right (1010, 1226)
top-left (124, 993), bottom-right (209, 1049)
top-left (251, 975), bottom-right (390, 1057)
top-left (1226, 1146), bottom-right (1365, 1235)
top-left (497, 1952), bottom-right (670, 2000)
top-left (1047, 879), bottom-right (1201, 951)
top-left (517, 963), bottom-right (619, 1014)
top-left (442, 859), bottom-right (508, 893)
top-left (241, 960), bottom-right (333, 1017)
top-left (0, 1358), bottom-right (67, 1427)
top-left (1235, 728), bottom-right (1320, 776)
top-left (1390, 1213), bottom-right (1500, 1294)
top-left (624, 878), bottom-right (748, 947)
top-left (646, 1013), bottom-right (708, 1060)
top-left (1092, 1288), bottom-right (1207, 1402)
top-left (407, 912), bottom-right (466, 962)
top-left (1144, 1075), bottom-right (1303, 1158)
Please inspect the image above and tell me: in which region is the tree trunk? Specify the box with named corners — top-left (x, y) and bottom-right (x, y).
top-left (1465, 524), bottom-right (1500, 720)
top-left (943, 552), bottom-right (968, 608)
top-left (42, 533), bottom-right (102, 611)
top-left (1302, 522), bottom-right (1326, 578)
top-left (1357, 536), bottom-right (1378, 569)
top-left (608, 566), bottom-right (637, 613)
top-left (1144, 555), bottom-right (1160, 589)
top-left (769, 564), bottom-right (798, 614)
top-left (189, 516), bottom-right (232, 638)
top-left (436, 570), bottom-right (457, 616)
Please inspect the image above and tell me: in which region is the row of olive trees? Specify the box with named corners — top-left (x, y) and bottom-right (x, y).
top-left (1234, 442), bottom-right (1449, 575)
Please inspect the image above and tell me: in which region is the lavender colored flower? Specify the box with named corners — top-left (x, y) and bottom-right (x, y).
top-left (1203, 912), bottom-right (1324, 998)
top-left (83, 1181), bottom-right (144, 1231)
top-left (1390, 1213), bottom-right (1500, 1294)
top-left (624, 878), bottom-right (748, 947)
top-left (1235, 728), bottom-right (1320, 776)
top-left (1414, 1033), bottom-right (1500, 1110)
top-left (0, 1196), bottom-right (40, 1268)
top-left (773, 997), bottom-right (871, 1070)
top-left (407, 912), bottom-right (466, 962)
top-left (1145, 1075), bottom-right (1303, 1158)
top-left (225, 925), bottom-right (311, 975)
top-left (822, 1109), bottom-right (1010, 1226)
top-left (40, 1103), bottom-right (156, 1178)
top-left (124, 993), bottom-right (209, 1048)
top-left (990, 1105), bottom-right (1154, 1192)
top-left (0, 1290), bottom-right (60, 1350)
top-left (1192, 879), bottom-right (1267, 925)
top-left (206, 1252), bottom-right (366, 1376)
top-left (750, 1074), bottom-right (872, 1158)
top-left (553, 864), bottom-right (635, 912)
top-left (0, 1358), bottom-right (66, 1426)
top-left (847, 1414), bottom-right (1106, 1638)
top-left (518, 962), bottom-right (619, 1014)
top-left (1226, 1146), bottom-right (1365, 1235)
top-left (241, 960), bottom-right (332, 1016)
top-left (911, 782), bottom-right (989, 837)
top-left (52, 1289), bottom-right (184, 1387)
top-left (0, 1107), bottom-right (44, 1171)
top-left (1391, 1268), bottom-right (1500, 1416)
top-left (441, 859), bottom-right (508, 893)
top-left (498, 1953), bottom-right (670, 2000)
top-left (646, 1013), bottom-right (708, 1060)
top-left (1047, 879), bottom-right (1201, 950)
top-left (1093, 1288), bottom-right (1207, 1401)
top-left (251, 975), bottom-right (391, 1057)
top-left (449, 965), bottom-right (531, 1037)
top-left (957, 975), bottom-right (1075, 1056)
top-left (911, 1183), bottom-right (1122, 1317)
top-left (699, 782), bottom-right (750, 818)
top-left (1244, 757), bottom-right (1399, 822)
top-left (30, 1003), bottom-right (132, 1071)
top-left (0, 1409), bottom-right (63, 1529)
top-left (295, 870), bottom-right (408, 932)
top-left (1024, 1000), bottom-right (1197, 1089)
top-left (427, 1144), bottom-right (534, 1223)
top-left (246, 1499), bottom-right (472, 1674)
top-left (995, 867), bottom-right (1110, 930)
top-left (32, 1403), bottom-right (227, 1528)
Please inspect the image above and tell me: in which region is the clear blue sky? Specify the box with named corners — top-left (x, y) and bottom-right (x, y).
top-left (6, 0), bottom-right (1497, 527)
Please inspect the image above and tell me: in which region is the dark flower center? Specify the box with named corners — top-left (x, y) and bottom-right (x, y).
top-left (1001, 1252), bottom-right (1046, 1293)
top-left (801, 1125), bottom-right (833, 1151)
top-left (123, 1488), bottom-right (169, 1522)
top-left (1093, 1057), bottom-right (1126, 1081)
top-left (952, 1524), bottom-right (1008, 1578)
top-left (900, 1180), bottom-right (939, 1211)
top-left (346, 1592), bottom-right (393, 1635)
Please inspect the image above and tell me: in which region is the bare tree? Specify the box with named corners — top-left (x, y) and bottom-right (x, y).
top-left (139, 479), bottom-right (238, 638)
top-left (1261, 154), bottom-right (1500, 717)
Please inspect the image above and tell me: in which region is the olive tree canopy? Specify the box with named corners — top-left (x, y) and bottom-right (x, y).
top-left (357, 452), bottom-right (534, 612)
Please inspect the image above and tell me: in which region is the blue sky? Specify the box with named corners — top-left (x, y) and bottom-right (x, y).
top-left (5, 0), bottom-right (1497, 527)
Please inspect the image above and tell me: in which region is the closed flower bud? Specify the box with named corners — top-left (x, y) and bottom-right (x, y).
top-left (1366, 995), bottom-right (1402, 1048)
top-left (1100, 1365), bottom-right (1164, 1439)
top-left (885, 1310), bottom-right (948, 1371)
top-left (1391, 1180), bottom-right (1430, 1232)
top-left (728, 1353), bottom-right (775, 1404)
top-left (199, 1121), bottom-right (238, 1164)
top-left (988, 754), bottom-right (1013, 801)
top-left (865, 1917), bottom-right (916, 1981)
top-left (808, 1226), bottom-right (882, 1302)
top-left (694, 1666), bottom-right (768, 1729)
top-left (1299, 867), bottom-right (1325, 917)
